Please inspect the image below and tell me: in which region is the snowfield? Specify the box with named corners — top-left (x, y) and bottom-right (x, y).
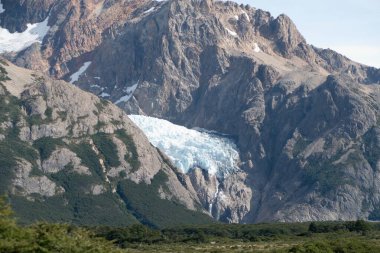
top-left (69, 61), bottom-right (92, 83)
top-left (115, 82), bottom-right (139, 104)
top-left (129, 115), bottom-right (240, 177)
top-left (0, 16), bottom-right (50, 53)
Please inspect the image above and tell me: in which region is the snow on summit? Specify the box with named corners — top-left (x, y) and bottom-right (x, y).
top-left (0, 16), bottom-right (50, 53)
top-left (129, 115), bottom-right (240, 177)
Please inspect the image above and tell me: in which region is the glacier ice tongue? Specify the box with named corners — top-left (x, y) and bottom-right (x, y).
top-left (129, 115), bottom-right (240, 177)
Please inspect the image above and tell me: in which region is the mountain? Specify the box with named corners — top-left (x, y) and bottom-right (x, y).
top-left (0, 59), bottom-right (215, 227)
top-left (1, 0), bottom-right (380, 223)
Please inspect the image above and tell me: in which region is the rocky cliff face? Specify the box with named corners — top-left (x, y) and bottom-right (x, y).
top-left (0, 59), bottom-right (213, 226)
top-left (2, 0), bottom-right (380, 223)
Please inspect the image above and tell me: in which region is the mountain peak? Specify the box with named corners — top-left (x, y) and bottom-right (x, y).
top-left (271, 13), bottom-right (306, 56)
top-left (1, 0), bottom-right (380, 225)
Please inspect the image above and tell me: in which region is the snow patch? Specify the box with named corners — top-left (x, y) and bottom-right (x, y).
top-left (242, 11), bottom-right (250, 22)
top-left (232, 12), bottom-right (250, 22)
top-left (0, 1), bottom-right (4, 14)
top-left (69, 61), bottom-right (92, 83)
top-left (129, 115), bottom-right (240, 177)
top-left (90, 84), bottom-right (101, 89)
top-left (226, 28), bottom-right (238, 38)
top-left (0, 16), bottom-right (50, 53)
top-left (144, 7), bottom-right (155, 14)
top-left (99, 92), bottom-right (110, 98)
top-left (254, 42), bottom-right (261, 53)
top-left (114, 82), bottom-right (139, 104)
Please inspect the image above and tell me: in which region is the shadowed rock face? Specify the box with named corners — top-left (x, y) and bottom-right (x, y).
top-left (0, 0), bottom-right (54, 33)
top-left (2, 0), bottom-right (380, 223)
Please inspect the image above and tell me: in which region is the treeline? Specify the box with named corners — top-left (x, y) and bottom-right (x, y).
top-left (0, 197), bottom-right (122, 252)
top-left (93, 222), bottom-right (380, 253)
top-left (2, 195), bottom-right (380, 252)
top-left (308, 220), bottom-right (371, 234)
top-left (94, 220), bottom-right (379, 246)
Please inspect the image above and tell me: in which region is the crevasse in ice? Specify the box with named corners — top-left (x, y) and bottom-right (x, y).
top-left (129, 115), bottom-right (240, 177)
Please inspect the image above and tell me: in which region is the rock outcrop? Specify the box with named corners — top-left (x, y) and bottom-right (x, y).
top-left (2, 0), bottom-right (380, 223)
top-left (0, 59), bottom-right (213, 226)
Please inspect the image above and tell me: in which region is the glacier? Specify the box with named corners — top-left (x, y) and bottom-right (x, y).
top-left (129, 115), bottom-right (240, 177)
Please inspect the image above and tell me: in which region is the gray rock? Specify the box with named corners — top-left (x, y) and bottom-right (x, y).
top-left (42, 148), bottom-right (85, 174)
top-left (12, 160), bottom-right (64, 197)
top-left (91, 184), bottom-right (106, 195)
top-left (4, 0), bottom-right (380, 223)
top-left (0, 59), bottom-right (212, 225)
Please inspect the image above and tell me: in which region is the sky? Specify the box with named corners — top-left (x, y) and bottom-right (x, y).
top-left (233, 0), bottom-right (380, 68)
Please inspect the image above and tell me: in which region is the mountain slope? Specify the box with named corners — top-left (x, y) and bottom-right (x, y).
top-left (1, 0), bottom-right (380, 223)
top-left (0, 59), bottom-right (214, 227)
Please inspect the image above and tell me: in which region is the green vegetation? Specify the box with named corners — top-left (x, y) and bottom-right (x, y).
top-left (115, 129), bottom-right (140, 171)
top-left (27, 114), bottom-right (45, 126)
top-left (303, 153), bottom-right (353, 194)
top-left (95, 100), bottom-right (109, 112)
top-left (0, 68), bottom-right (40, 194)
top-left (293, 138), bottom-right (311, 157)
top-left (0, 62), bottom-right (210, 231)
top-left (95, 221), bottom-right (380, 253)
top-left (287, 239), bottom-right (380, 253)
top-left (117, 171), bottom-right (214, 228)
top-left (0, 94), bottom-right (21, 124)
top-left (3, 195), bottom-right (380, 252)
top-left (92, 133), bottom-right (121, 167)
top-left (24, 106), bottom-right (54, 127)
top-left (0, 64), bottom-right (10, 82)
top-left (95, 120), bottom-right (107, 131)
top-left (0, 133), bottom-right (39, 194)
top-left (51, 165), bottom-right (100, 193)
top-left (307, 220), bottom-right (370, 234)
top-left (33, 137), bottom-right (65, 160)
top-left (11, 147), bottom-right (138, 226)
top-left (111, 119), bottom-right (123, 126)
top-left (94, 220), bottom-right (380, 252)
top-left (44, 107), bottom-right (53, 119)
top-left (0, 197), bottom-right (123, 252)
top-left (57, 110), bottom-right (68, 121)
top-left (69, 142), bottom-right (104, 179)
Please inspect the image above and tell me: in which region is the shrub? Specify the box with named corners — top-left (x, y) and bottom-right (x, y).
top-left (33, 137), bottom-right (65, 160)
top-left (115, 130), bottom-right (140, 171)
top-left (92, 133), bottom-right (121, 168)
top-left (117, 171), bottom-right (213, 228)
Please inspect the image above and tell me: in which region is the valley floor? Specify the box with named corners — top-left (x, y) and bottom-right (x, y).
top-left (2, 197), bottom-right (380, 253)
top-left (116, 233), bottom-right (380, 253)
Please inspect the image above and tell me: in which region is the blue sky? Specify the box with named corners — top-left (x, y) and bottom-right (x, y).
top-left (233, 0), bottom-right (380, 68)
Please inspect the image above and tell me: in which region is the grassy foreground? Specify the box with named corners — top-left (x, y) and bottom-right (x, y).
top-left (1, 197), bottom-right (380, 253)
